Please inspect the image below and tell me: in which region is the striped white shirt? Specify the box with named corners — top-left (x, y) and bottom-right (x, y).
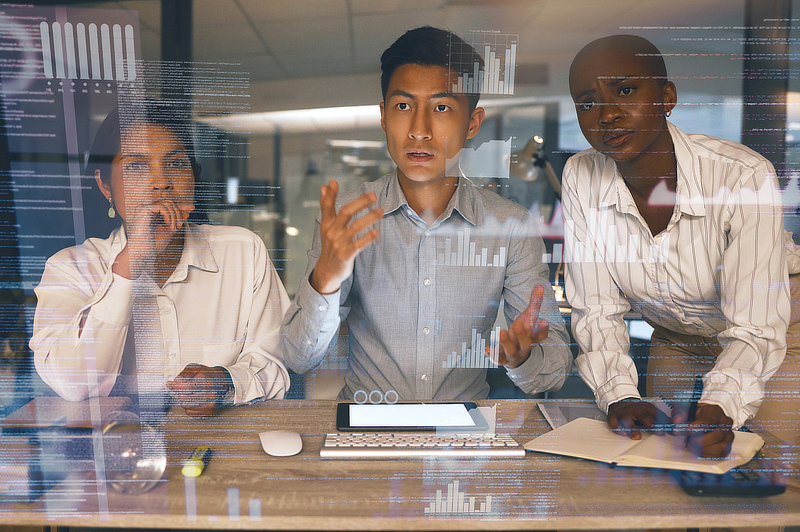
top-left (563, 122), bottom-right (790, 428)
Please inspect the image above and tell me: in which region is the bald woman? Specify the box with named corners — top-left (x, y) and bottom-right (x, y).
top-left (563, 34), bottom-right (800, 458)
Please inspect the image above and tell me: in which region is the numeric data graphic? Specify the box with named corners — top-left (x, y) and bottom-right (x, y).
top-left (449, 32), bottom-right (517, 96)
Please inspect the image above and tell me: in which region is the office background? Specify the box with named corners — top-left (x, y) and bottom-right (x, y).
top-left (2, 2), bottom-right (800, 530)
top-left (2, 0), bottom-right (799, 405)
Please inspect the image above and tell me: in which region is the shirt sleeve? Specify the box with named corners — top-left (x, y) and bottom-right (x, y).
top-left (501, 212), bottom-right (572, 394)
top-left (562, 157), bottom-right (641, 413)
top-left (223, 236), bottom-right (292, 404)
top-left (703, 161), bottom-right (790, 428)
top-left (31, 254), bottom-right (133, 402)
top-left (279, 212), bottom-right (353, 374)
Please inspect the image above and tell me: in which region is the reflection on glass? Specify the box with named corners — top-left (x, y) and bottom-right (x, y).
top-left (101, 410), bottom-right (165, 495)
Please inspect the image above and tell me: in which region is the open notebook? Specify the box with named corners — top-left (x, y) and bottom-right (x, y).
top-left (524, 417), bottom-right (764, 474)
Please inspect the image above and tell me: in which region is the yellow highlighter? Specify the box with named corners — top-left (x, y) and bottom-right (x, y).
top-left (182, 446), bottom-right (213, 477)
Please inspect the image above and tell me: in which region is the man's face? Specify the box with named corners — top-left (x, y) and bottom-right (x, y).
top-left (380, 63), bottom-right (484, 185)
top-left (569, 47), bottom-right (676, 168)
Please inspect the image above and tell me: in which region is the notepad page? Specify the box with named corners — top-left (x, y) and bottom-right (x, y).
top-left (523, 417), bottom-right (644, 463)
top-left (616, 430), bottom-right (764, 474)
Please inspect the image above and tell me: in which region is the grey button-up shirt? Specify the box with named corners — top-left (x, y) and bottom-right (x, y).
top-left (280, 172), bottom-right (571, 401)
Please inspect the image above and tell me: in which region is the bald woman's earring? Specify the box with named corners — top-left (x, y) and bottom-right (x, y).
top-left (107, 198), bottom-right (116, 219)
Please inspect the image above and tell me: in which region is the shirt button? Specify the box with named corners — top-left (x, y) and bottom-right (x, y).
top-left (318, 305), bottom-right (328, 312)
top-left (164, 307), bottom-right (172, 315)
top-left (421, 374), bottom-right (428, 381)
top-left (306, 339), bottom-right (313, 346)
top-left (168, 352), bottom-right (176, 359)
top-left (423, 327), bottom-right (430, 334)
top-left (423, 278), bottom-right (431, 286)
top-left (425, 230), bottom-right (431, 237)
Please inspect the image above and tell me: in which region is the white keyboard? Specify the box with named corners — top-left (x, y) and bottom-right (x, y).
top-left (320, 432), bottom-right (526, 458)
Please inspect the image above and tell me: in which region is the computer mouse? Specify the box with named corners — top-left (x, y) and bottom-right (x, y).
top-left (258, 430), bottom-right (303, 457)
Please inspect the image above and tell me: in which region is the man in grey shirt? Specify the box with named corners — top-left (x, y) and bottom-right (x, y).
top-left (280, 26), bottom-right (571, 401)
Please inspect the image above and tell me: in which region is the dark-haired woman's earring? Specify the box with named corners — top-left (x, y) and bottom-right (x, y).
top-left (666, 109), bottom-right (672, 118)
top-left (107, 198), bottom-right (116, 219)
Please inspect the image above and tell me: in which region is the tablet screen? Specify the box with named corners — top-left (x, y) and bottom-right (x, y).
top-left (348, 403), bottom-right (476, 428)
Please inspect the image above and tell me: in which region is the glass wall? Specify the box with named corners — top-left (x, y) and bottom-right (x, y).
top-left (4, 0), bottom-right (794, 402)
top-left (1, 1), bottom-right (798, 522)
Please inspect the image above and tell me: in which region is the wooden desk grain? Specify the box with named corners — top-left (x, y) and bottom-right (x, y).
top-left (1, 399), bottom-right (798, 530)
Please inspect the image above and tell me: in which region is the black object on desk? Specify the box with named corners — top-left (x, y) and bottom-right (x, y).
top-left (677, 466), bottom-right (786, 497)
top-left (335, 402), bottom-right (489, 432)
top-left (678, 375), bottom-right (785, 497)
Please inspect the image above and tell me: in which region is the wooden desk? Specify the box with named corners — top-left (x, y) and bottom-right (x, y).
top-left (1, 399), bottom-right (798, 530)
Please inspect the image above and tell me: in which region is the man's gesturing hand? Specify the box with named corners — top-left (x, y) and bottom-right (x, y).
top-left (310, 180), bottom-right (384, 295)
top-left (490, 284), bottom-right (550, 369)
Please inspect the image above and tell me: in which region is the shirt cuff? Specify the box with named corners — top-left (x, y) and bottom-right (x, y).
top-left (223, 365), bottom-right (249, 405)
top-left (700, 385), bottom-right (746, 429)
top-left (215, 366), bottom-right (236, 407)
top-left (505, 344), bottom-right (545, 392)
top-left (595, 377), bottom-right (641, 414)
top-left (296, 276), bottom-right (341, 329)
top-left (88, 274), bottom-right (133, 326)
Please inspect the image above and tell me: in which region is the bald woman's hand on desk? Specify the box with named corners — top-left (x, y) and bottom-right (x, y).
top-left (607, 399), bottom-right (665, 440)
top-left (673, 403), bottom-right (734, 458)
top-left (609, 399), bottom-right (733, 458)
top-left (490, 284), bottom-right (550, 369)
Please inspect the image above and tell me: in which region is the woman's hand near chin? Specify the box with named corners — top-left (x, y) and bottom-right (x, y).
top-left (113, 200), bottom-right (194, 279)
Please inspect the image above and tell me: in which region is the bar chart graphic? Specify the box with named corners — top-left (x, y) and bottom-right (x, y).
top-left (563, 209), bottom-right (670, 264)
top-left (457, 139), bottom-right (513, 179)
top-left (436, 227), bottom-right (506, 268)
top-left (40, 21), bottom-right (137, 80)
top-left (449, 32), bottom-right (517, 96)
top-left (443, 327), bottom-right (500, 369)
top-left (424, 480), bottom-right (493, 514)
top-left (541, 243), bottom-right (564, 264)
top-left (185, 481), bottom-right (262, 522)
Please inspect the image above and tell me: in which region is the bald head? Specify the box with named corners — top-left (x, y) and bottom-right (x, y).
top-left (569, 35), bottom-right (668, 94)
top-left (567, 34), bottom-right (677, 172)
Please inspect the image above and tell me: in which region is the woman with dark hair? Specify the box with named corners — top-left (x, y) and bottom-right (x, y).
top-left (31, 102), bottom-right (290, 416)
top-left (564, 35), bottom-right (800, 457)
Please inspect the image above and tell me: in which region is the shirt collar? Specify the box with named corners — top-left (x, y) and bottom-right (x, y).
top-left (669, 121), bottom-right (706, 217)
top-left (112, 223), bottom-right (219, 284)
top-left (170, 224), bottom-right (219, 282)
top-left (600, 121), bottom-right (706, 218)
top-left (381, 170), bottom-right (478, 227)
top-left (597, 157), bottom-right (623, 210)
top-left (381, 170), bottom-right (408, 216)
top-left (110, 225), bottom-right (127, 258)
top-left (451, 174), bottom-right (479, 226)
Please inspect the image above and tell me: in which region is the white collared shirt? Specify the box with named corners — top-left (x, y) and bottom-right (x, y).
top-left (563, 122), bottom-right (791, 428)
top-left (31, 224), bottom-right (290, 404)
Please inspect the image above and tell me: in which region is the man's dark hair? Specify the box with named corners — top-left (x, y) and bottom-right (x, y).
top-left (380, 26), bottom-right (484, 112)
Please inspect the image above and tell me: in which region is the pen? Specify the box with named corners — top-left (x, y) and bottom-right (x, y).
top-left (687, 374), bottom-right (704, 423)
top-left (182, 446), bottom-right (213, 477)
